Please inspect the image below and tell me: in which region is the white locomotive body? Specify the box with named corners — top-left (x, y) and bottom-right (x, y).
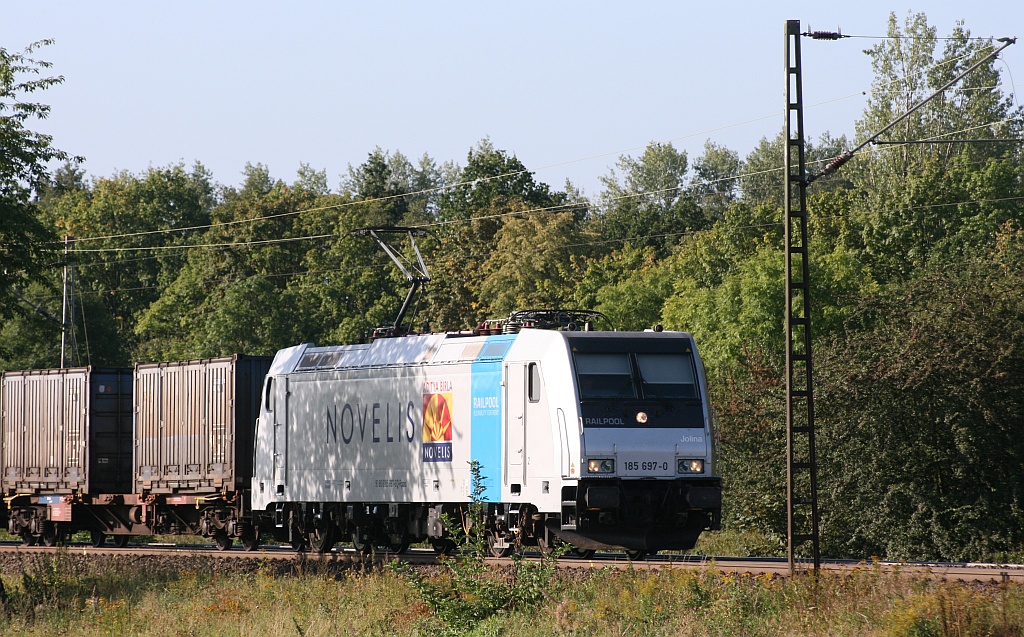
top-left (252, 327), bottom-right (721, 555)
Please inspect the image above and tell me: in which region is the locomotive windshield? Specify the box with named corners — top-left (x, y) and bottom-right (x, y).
top-left (571, 338), bottom-right (704, 428)
top-left (636, 353), bottom-right (697, 399)
top-left (576, 353), bottom-right (636, 400)
top-left (576, 352), bottom-right (697, 401)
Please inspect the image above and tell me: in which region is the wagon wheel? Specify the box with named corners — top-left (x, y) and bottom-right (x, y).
top-left (113, 535), bottom-right (130, 548)
top-left (241, 527), bottom-right (260, 552)
top-left (536, 533), bottom-right (562, 557)
top-left (624, 549), bottom-right (647, 561)
top-left (41, 523), bottom-right (63, 547)
top-left (485, 530), bottom-right (512, 558)
top-left (214, 530), bottom-right (233, 551)
top-left (386, 541), bottom-right (409, 554)
top-left (89, 531), bottom-right (107, 548)
top-left (430, 538), bottom-right (456, 556)
top-left (308, 523), bottom-right (336, 554)
top-left (350, 528), bottom-right (372, 554)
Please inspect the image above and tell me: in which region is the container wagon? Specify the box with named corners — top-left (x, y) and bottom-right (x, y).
top-left (2, 367), bottom-right (133, 546)
top-left (2, 356), bottom-right (270, 549)
top-left (132, 354), bottom-right (271, 549)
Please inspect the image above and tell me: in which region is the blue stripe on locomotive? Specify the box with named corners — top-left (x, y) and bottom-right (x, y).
top-left (470, 334), bottom-right (517, 503)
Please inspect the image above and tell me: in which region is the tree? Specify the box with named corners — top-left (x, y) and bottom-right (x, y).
top-left (856, 13), bottom-right (1021, 177)
top-left (592, 142), bottom-right (705, 256)
top-left (43, 163), bottom-right (216, 362)
top-left (427, 140), bottom-right (566, 328)
top-left (476, 210), bottom-right (583, 316)
top-left (573, 244), bottom-right (670, 331)
top-left (341, 148), bottom-right (440, 225)
top-left (849, 12), bottom-right (1023, 265)
top-left (817, 229), bottom-right (1024, 560)
top-left (134, 163), bottom-right (309, 359)
top-left (0, 40), bottom-right (80, 346)
top-left (740, 131), bottom-right (850, 210)
top-left (690, 140), bottom-right (742, 221)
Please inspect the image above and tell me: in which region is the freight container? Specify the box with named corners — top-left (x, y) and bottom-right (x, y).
top-left (1, 367), bottom-right (133, 496)
top-left (134, 355), bottom-right (271, 495)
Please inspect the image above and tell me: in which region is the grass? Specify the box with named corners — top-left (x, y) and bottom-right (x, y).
top-left (0, 549), bottom-right (1021, 636)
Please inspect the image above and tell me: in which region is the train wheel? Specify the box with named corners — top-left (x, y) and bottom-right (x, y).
top-left (573, 548), bottom-right (596, 559)
top-left (486, 530), bottom-right (512, 558)
top-left (89, 531), bottom-right (107, 547)
top-left (625, 549), bottom-right (647, 561)
top-left (113, 535), bottom-right (130, 548)
top-left (290, 537), bottom-right (309, 552)
top-left (241, 527), bottom-right (260, 552)
top-left (214, 531), bottom-right (234, 551)
top-left (350, 529), bottom-right (372, 554)
top-left (536, 533), bottom-right (562, 557)
top-left (431, 538), bottom-right (456, 556)
top-left (309, 524), bottom-right (336, 554)
top-left (41, 524), bottom-right (63, 547)
top-left (21, 533), bottom-right (38, 546)
top-left (387, 542), bottom-right (409, 554)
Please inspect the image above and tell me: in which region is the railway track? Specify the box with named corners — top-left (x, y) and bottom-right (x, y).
top-left (2, 542), bottom-right (1021, 583)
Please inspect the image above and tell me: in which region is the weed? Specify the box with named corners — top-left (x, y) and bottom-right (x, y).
top-left (391, 460), bottom-right (564, 636)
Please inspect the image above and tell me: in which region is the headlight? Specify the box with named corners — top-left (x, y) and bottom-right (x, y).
top-left (587, 459), bottom-right (615, 474)
top-left (678, 459), bottom-right (704, 474)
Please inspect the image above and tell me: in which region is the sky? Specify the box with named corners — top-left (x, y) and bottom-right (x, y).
top-left (4, 2), bottom-right (1021, 197)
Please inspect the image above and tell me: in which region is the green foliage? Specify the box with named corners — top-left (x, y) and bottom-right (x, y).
top-left (709, 348), bottom-right (787, 534)
top-left (0, 40), bottom-right (79, 348)
top-left (691, 528), bottom-right (787, 558)
top-left (690, 139), bottom-right (742, 221)
top-left (477, 210), bottom-right (583, 316)
top-left (740, 130), bottom-right (850, 210)
top-left (43, 162), bottom-right (216, 363)
top-left (425, 139), bottom-right (570, 328)
top-left (817, 233), bottom-right (1024, 561)
top-left (593, 141), bottom-right (707, 256)
top-left (857, 12), bottom-right (1020, 177)
top-left (391, 461), bottom-right (562, 636)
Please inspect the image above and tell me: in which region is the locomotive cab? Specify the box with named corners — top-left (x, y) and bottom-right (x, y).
top-left (490, 329), bottom-right (721, 556)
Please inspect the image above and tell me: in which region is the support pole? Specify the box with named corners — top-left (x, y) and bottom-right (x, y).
top-left (60, 235), bottom-right (75, 368)
top-left (784, 19), bottom-right (821, 574)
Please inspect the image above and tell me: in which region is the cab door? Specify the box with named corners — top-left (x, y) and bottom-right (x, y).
top-left (272, 377), bottom-right (289, 491)
top-left (505, 363), bottom-right (526, 486)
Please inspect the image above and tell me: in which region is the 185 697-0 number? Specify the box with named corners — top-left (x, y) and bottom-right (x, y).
top-left (623, 461), bottom-right (669, 472)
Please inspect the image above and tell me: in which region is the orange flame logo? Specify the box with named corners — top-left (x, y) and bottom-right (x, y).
top-left (423, 393), bottom-right (453, 442)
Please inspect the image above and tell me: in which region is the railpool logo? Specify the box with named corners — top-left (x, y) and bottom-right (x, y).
top-left (422, 387), bottom-right (453, 463)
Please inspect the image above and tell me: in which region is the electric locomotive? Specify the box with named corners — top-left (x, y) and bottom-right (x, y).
top-left (251, 310), bottom-right (721, 557)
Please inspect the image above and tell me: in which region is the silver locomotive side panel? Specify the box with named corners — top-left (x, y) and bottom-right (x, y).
top-left (252, 335), bottom-right (518, 511)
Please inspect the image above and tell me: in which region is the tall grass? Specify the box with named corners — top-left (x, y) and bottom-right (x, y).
top-left (0, 551), bottom-right (1021, 636)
